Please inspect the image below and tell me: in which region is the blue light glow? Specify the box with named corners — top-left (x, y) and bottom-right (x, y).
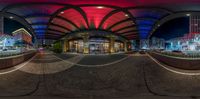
top-left (34, 30), bottom-right (46, 33)
top-left (136, 20), bottom-right (155, 25)
top-left (32, 25), bottom-right (47, 29)
top-left (138, 26), bottom-right (152, 30)
top-left (26, 17), bottom-right (50, 24)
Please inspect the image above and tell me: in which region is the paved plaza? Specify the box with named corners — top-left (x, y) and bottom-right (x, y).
top-left (0, 51), bottom-right (199, 99)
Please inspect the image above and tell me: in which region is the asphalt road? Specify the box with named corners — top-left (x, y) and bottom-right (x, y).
top-left (0, 52), bottom-right (200, 99)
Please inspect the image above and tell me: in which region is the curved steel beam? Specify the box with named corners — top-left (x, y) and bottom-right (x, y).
top-left (77, 4), bottom-right (141, 39)
top-left (49, 23), bottom-right (72, 32)
top-left (78, 4), bottom-right (141, 39)
top-left (118, 30), bottom-right (138, 34)
top-left (108, 17), bottom-right (157, 32)
top-left (2, 2), bottom-right (67, 11)
top-left (126, 6), bottom-right (174, 14)
top-left (148, 11), bottom-right (200, 38)
top-left (113, 25), bottom-right (137, 33)
top-left (107, 18), bottom-right (132, 30)
top-left (59, 29), bottom-right (130, 40)
top-left (136, 17), bottom-right (158, 21)
top-left (49, 5), bottom-right (89, 29)
top-left (47, 28), bottom-right (67, 34)
top-left (24, 14), bottom-right (50, 18)
top-left (56, 16), bottom-right (79, 29)
top-left (2, 3), bottom-right (78, 40)
top-left (37, 34), bottom-right (63, 37)
top-left (32, 23), bottom-right (72, 32)
top-left (97, 7), bottom-right (139, 39)
top-left (77, 4), bottom-right (120, 9)
top-left (122, 33), bottom-right (138, 36)
top-left (0, 12), bottom-right (36, 40)
top-left (33, 28), bottom-right (66, 35)
top-left (32, 28), bottom-right (46, 30)
top-left (30, 22), bottom-right (48, 25)
top-left (98, 8), bottom-right (136, 29)
top-left (125, 6), bottom-right (174, 39)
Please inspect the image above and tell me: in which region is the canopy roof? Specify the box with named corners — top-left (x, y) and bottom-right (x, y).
top-left (0, 0), bottom-right (199, 40)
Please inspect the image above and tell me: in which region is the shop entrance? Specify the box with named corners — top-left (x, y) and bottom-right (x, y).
top-left (89, 38), bottom-right (109, 54)
top-left (69, 40), bottom-right (83, 53)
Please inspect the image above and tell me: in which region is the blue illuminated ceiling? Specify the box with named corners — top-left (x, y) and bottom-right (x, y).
top-left (1, 3), bottom-right (175, 40)
top-left (1, 0), bottom-right (198, 40)
top-left (128, 8), bottom-right (170, 39)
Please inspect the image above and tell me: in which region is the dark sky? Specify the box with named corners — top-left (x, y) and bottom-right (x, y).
top-left (4, 18), bottom-right (35, 42)
top-left (151, 17), bottom-right (189, 40)
top-left (4, 18), bottom-right (27, 35)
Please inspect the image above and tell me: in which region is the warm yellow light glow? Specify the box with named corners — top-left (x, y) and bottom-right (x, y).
top-left (97, 6), bottom-right (104, 9)
top-left (60, 11), bottom-right (64, 14)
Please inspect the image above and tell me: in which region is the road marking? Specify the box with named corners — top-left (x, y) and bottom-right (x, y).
top-left (147, 53), bottom-right (200, 75)
top-left (52, 54), bottom-right (131, 67)
top-left (33, 58), bottom-right (57, 60)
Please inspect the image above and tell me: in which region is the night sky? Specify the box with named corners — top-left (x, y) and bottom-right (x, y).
top-left (151, 17), bottom-right (189, 40)
top-left (4, 18), bottom-right (27, 35)
top-left (4, 18), bottom-right (35, 42)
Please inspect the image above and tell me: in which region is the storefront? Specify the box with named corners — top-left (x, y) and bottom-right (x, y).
top-left (114, 41), bottom-right (124, 52)
top-left (89, 38), bottom-right (109, 54)
top-left (69, 39), bottom-right (84, 53)
top-left (67, 38), bottom-right (126, 54)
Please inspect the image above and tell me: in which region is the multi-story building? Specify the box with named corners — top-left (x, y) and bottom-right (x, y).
top-left (166, 15), bottom-right (200, 52)
top-left (0, 34), bottom-right (15, 50)
top-left (12, 28), bottom-right (32, 45)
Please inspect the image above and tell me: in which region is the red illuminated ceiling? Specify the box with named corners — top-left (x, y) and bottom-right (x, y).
top-left (49, 6), bottom-right (140, 39)
top-left (57, 9), bottom-right (88, 29)
top-left (1, 0), bottom-right (200, 7)
top-left (0, 0), bottom-right (200, 39)
top-left (81, 6), bottom-right (114, 28)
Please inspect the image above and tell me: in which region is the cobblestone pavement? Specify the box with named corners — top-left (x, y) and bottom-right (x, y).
top-left (0, 52), bottom-right (200, 99)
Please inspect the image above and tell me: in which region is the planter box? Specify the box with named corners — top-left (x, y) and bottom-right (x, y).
top-left (149, 52), bottom-right (200, 70)
top-left (0, 51), bottom-right (36, 69)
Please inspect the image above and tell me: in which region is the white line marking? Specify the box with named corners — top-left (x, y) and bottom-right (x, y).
top-left (147, 53), bottom-right (200, 75)
top-left (52, 54), bottom-right (130, 67)
top-left (0, 54), bottom-right (37, 75)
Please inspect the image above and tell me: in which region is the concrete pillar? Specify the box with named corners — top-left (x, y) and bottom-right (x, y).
top-left (83, 34), bottom-right (89, 54)
top-left (136, 39), bottom-right (140, 50)
top-left (124, 40), bottom-right (128, 52)
top-left (109, 37), bottom-right (115, 53)
top-left (63, 39), bottom-right (69, 52)
top-left (0, 15), bottom-right (3, 34)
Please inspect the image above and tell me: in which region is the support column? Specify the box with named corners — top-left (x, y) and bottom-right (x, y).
top-left (109, 37), bottom-right (115, 53)
top-left (0, 15), bottom-right (4, 34)
top-left (0, 15), bottom-right (4, 49)
top-left (136, 39), bottom-right (140, 50)
top-left (83, 34), bottom-right (89, 54)
top-left (124, 40), bottom-right (128, 52)
top-left (63, 39), bottom-right (69, 53)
